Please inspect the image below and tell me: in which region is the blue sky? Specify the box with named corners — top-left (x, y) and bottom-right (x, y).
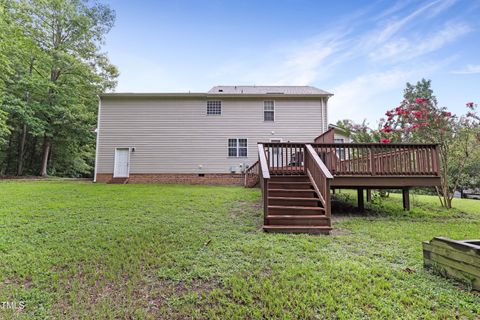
top-left (104, 0), bottom-right (480, 124)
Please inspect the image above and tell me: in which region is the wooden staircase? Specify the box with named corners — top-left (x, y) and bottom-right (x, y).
top-left (257, 143), bottom-right (333, 235)
top-left (263, 175), bottom-right (331, 234)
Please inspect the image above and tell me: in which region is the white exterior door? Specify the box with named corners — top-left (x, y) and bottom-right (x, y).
top-left (114, 148), bottom-right (130, 178)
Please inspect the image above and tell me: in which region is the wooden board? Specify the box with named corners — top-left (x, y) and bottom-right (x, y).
top-left (423, 237), bottom-right (480, 291)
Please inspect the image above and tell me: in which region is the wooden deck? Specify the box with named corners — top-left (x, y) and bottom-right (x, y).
top-left (249, 142), bottom-right (442, 234)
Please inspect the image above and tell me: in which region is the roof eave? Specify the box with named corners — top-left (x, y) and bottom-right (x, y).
top-left (100, 92), bottom-right (334, 99)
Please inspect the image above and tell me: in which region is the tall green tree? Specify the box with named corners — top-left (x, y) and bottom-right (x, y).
top-left (0, 0), bottom-right (118, 177)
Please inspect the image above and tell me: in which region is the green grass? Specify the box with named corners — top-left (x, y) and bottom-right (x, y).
top-left (0, 181), bottom-right (479, 319)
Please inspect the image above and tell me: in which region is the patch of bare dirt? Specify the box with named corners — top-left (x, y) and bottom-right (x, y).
top-left (52, 264), bottom-right (218, 319)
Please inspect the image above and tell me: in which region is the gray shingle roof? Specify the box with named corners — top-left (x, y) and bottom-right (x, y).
top-left (208, 85), bottom-right (332, 95)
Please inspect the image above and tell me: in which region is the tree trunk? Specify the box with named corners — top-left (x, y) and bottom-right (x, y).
top-left (2, 134), bottom-right (14, 175)
top-left (17, 124), bottom-right (27, 176)
top-left (17, 58), bottom-right (34, 176)
top-left (40, 135), bottom-right (51, 176)
top-left (28, 136), bottom-right (37, 172)
top-left (446, 196), bottom-right (452, 209)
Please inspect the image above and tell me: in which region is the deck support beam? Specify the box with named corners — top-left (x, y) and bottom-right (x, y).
top-left (357, 188), bottom-right (364, 212)
top-left (366, 189), bottom-right (372, 203)
top-left (402, 188), bottom-right (410, 211)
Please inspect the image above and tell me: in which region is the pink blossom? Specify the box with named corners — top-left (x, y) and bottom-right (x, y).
top-left (413, 111), bottom-right (422, 118)
top-left (421, 122), bottom-right (427, 127)
top-left (412, 123), bottom-right (419, 129)
top-left (443, 111), bottom-right (452, 117)
top-left (466, 102), bottom-right (474, 109)
top-left (380, 138), bottom-right (391, 143)
top-left (380, 125), bottom-right (392, 133)
top-left (415, 98), bottom-right (427, 104)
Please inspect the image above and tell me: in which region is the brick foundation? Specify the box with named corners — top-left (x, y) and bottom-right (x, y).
top-left (95, 173), bottom-right (244, 185)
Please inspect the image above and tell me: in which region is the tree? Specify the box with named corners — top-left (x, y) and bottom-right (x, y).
top-left (0, 0), bottom-right (118, 177)
top-left (378, 79), bottom-right (480, 208)
top-left (335, 119), bottom-right (382, 143)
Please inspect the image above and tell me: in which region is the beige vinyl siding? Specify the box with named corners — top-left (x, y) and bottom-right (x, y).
top-left (334, 132), bottom-right (352, 143)
top-left (96, 96), bottom-right (328, 174)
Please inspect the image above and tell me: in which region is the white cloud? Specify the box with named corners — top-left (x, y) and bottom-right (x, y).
top-left (328, 58), bottom-right (454, 122)
top-left (452, 64), bottom-right (480, 74)
top-left (270, 0), bottom-right (466, 85)
top-left (365, 0), bottom-right (457, 47)
top-left (328, 69), bottom-right (414, 122)
top-left (228, 31), bottom-right (349, 86)
top-left (370, 23), bottom-right (471, 61)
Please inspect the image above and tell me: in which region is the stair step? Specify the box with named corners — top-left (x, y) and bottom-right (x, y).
top-left (269, 189), bottom-right (317, 198)
top-left (263, 225), bottom-right (332, 235)
top-left (267, 214), bottom-right (328, 219)
top-left (268, 182), bottom-right (313, 189)
top-left (266, 215), bottom-right (330, 226)
top-left (268, 205), bottom-right (325, 215)
top-left (270, 175), bottom-right (309, 182)
top-left (268, 197), bottom-right (322, 207)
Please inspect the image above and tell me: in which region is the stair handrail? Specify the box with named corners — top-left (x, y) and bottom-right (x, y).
top-left (258, 144), bottom-right (270, 179)
top-left (244, 160), bottom-right (260, 187)
top-left (258, 144), bottom-right (270, 224)
top-left (305, 144), bottom-right (333, 218)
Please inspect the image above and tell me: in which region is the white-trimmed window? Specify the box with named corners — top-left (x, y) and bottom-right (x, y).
top-left (264, 100), bottom-right (274, 121)
top-left (207, 100), bottom-right (221, 115)
top-left (228, 138), bottom-right (248, 157)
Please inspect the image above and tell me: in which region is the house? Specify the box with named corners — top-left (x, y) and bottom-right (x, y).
top-left (94, 86), bottom-right (332, 184)
top-left (95, 85), bottom-right (442, 234)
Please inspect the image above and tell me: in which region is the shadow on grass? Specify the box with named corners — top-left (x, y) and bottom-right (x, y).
top-left (331, 191), bottom-right (476, 221)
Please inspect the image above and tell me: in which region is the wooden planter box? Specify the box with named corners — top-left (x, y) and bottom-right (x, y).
top-left (423, 237), bottom-right (480, 291)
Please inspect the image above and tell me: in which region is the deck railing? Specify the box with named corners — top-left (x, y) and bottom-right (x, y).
top-left (304, 144), bottom-right (333, 218)
top-left (258, 144), bottom-right (270, 224)
top-left (260, 142), bottom-right (440, 177)
top-left (312, 143), bottom-right (440, 176)
top-left (262, 142), bottom-right (305, 175)
top-left (244, 160), bottom-right (259, 187)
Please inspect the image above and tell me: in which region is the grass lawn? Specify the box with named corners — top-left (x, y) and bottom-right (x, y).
top-left (0, 181), bottom-right (479, 319)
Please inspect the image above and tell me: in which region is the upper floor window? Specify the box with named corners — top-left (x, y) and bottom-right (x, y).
top-left (334, 138), bottom-right (345, 143)
top-left (228, 138), bottom-right (248, 157)
top-left (264, 100), bottom-right (274, 121)
top-left (207, 100), bottom-right (222, 115)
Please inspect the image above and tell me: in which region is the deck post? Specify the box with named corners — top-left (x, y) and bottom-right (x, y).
top-left (402, 188), bottom-right (410, 211)
top-left (332, 188), bottom-right (336, 194)
top-left (357, 188), bottom-right (364, 212)
top-left (366, 189), bottom-right (372, 202)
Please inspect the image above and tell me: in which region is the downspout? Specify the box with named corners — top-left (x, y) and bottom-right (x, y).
top-left (93, 95), bottom-right (102, 182)
top-left (324, 97), bottom-right (329, 132)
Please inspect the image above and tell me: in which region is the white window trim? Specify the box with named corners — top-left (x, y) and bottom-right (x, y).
top-left (263, 100), bottom-right (275, 122)
top-left (207, 100), bottom-right (222, 116)
top-left (228, 138), bottom-right (248, 158)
